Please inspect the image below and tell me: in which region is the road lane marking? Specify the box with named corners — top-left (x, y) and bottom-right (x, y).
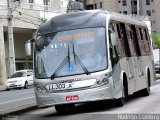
top-left (0, 96), bottom-right (35, 105)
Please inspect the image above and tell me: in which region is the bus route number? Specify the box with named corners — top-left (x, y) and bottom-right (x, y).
top-left (54, 83), bottom-right (65, 90)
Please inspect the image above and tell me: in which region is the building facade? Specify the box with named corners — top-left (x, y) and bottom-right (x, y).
top-left (0, 0), bottom-right (70, 85)
top-left (85, 0), bottom-right (159, 34)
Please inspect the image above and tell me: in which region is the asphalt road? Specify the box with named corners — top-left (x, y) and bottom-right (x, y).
top-left (0, 88), bottom-right (36, 114)
top-left (11, 80), bottom-right (160, 120)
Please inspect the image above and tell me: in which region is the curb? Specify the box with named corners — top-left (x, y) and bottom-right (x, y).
top-left (0, 86), bottom-right (6, 92)
top-left (0, 102), bottom-right (37, 114)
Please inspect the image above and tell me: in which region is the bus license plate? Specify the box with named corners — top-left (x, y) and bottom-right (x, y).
top-left (47, 83), bottom-right (72, 90)
top-left (66, 95), bottom-right (79, 101)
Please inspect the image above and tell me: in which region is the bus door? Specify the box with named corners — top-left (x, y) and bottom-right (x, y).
top-left (109, 22), bottom-right (135, 94)
top-left (130, 25), bottom-right (145, 90)
top-left (119, 23), bottom-right (136, 94)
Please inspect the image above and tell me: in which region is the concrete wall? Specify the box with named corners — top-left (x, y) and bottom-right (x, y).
top-left (4, 30), bottom-right (35, 77)
top-left (0, 26), bottom-right (7, 85)
top-left (14, 33), bottom-right (33, 59)
top-left (139, 0), bottom-right (156, 32)
top-left (154, 0), bottom-right (160, 35)
top-left (117, 0), bottom-right (132, 14)
top-left (153, 49), bottom-right (159, 63)
top-left (86, 0), bottom-right (116, 12)
top-left (0, 0), bottom-right (69, 85)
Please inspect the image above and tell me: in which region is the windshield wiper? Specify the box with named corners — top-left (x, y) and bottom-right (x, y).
top-left (51, 46), bottom-right (70, 80)
top-left (72, 44), bottom-right (90, 75)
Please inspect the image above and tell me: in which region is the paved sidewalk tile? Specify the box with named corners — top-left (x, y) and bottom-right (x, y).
top-left (0, 85), bottom-right (5, 91)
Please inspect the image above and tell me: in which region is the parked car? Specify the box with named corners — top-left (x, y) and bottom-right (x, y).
top-left (5, 69), bottom-right (34, 90)
top-left (155, 61), bottom-right (160, 73)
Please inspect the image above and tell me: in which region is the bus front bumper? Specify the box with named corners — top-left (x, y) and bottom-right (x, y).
top-left (35, 85), bottom-right (115, 108)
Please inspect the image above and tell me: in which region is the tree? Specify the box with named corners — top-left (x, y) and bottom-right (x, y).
top-left (152, 32), bottom-right (160, 68)
top-left (38, 17), bottom-right (47, 25)
top-left (152, 32), bottom-right (160, 48)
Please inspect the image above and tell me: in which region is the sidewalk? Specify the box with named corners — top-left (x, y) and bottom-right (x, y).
top-left (0, 85), bottom-right (6, 91)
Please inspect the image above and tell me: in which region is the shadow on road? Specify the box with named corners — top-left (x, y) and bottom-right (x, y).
top-left (11, 89), bottom-right (155, 120)
top-left (41, 92), bottom-right (151, 118)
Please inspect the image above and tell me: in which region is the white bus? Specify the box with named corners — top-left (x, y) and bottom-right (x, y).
top-left (26, 10), bottom-right (155, 113)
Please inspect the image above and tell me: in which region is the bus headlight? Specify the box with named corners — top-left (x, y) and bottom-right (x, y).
top-left (102, 78), bottom-right (109, 84)
top-left (96, 78), bottom-right (109, 86)
top-left (37, 87), bottom-right (46, 93)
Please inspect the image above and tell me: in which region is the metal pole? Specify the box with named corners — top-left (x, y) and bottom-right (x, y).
top-left (7, 0), bottom-right (16, 76)
top-left (137, 0), bottom-right (140, 15)
top-left (26, 56), bottom-right (29, 69)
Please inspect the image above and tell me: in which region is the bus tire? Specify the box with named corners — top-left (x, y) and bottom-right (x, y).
top-left (141, 72), bottom-right (150, 96)
top-left (114, 85), bottom-right (125, 107)
top-left (55, 104), bottom-right (75, 114)
top-left (114, 75), bottom-right (128, 107)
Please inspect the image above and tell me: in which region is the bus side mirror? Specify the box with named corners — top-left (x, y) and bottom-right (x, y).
top-left (111, 32), bottom-right (118, 46)
top-left (25, 39), bottom-right (35, 56)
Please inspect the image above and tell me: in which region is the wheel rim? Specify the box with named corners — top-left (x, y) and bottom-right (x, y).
top-left (25, 82), bottom-right (28, 88)
top-left (122, 85), bottom-right (126, 102)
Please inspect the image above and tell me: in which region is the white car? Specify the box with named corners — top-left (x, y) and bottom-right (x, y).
top-left (5, 69), bottom-right (34, 90)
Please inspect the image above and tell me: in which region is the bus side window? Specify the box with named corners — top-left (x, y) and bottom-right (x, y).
top-left (116, 23), bottom-right (125, 58)
top-left (139, 27), bottom-right (144, 40)
top-left (119, 23), bottom-right (131, 57)
top-left (126, 24), bottom-right (137, 56)
top-left (130, 25), bottom-right (141, 56)
top-left (108, 28), bottom-right (119, 67)
top-left (144, 28), bottom-right (151, 54)
top-left (137, 26), bottom-right (146, 55)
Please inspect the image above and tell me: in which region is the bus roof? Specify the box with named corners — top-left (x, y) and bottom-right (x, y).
top-left (38, 10), bottom-right (107, 35)
top-left (37, 10), bottom-right (147, 35)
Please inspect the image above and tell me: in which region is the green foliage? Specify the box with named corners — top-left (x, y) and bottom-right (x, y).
top-left (152, 32), bottom-right (160, 48)
top-left (38, 17), bottom-right (47, 25)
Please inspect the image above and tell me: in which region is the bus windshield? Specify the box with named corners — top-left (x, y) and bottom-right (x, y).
top-left (35, 27), bottom-right (108, 78)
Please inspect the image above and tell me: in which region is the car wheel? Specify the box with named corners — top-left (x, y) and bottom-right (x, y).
top-left (6, 88), bottom-right (10, 91)
top-left (18, 87), bottom-right (22, 90)
top-left (24, 81), bottom-right (28, 89)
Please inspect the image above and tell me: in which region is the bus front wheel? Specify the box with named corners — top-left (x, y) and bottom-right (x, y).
top-left (114, 85), bottom-right (126, 107)
top-left (55, 104), bottom-right (75, 114)
top-left (141, 71), bottom-right (150, 96)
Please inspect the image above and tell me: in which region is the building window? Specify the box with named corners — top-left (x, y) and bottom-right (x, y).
top-left (146, 10), bottom-right (151, 16)
top-left (100, 2), bottom-right (102, 8)
top-left (134, 1), bottom-right (137, 5)
top-left (94, 4), bottom-right (97, 9)
top-left (152, 10), bottom-right (154, 13)
top-left (28, 0), bottom-right (34, 8)
top-left (122, 0), bottom-right (127, 6)
top-left (119, 11), bottom-right (121, 13)
top-left (118, 0), bottom-right (121, 3)
top-left (123, 11), bottom-right (127, 14)
top-left (151, 0), bottom-right (154, 2)
top-left (28, 0), bottom-right (34, 3)
top-left (13, 0), bottom-right (20, 1)
top-left (132, 11), bottom-right (137, 14)
top-left (43, 0), bottom-right (50, 10)
top-left (61, 1), bottom-right (63, 6)
top-left (43, 0), bottom-right (50, 5)
top-left (146, 0), bottom-right (150, 5)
